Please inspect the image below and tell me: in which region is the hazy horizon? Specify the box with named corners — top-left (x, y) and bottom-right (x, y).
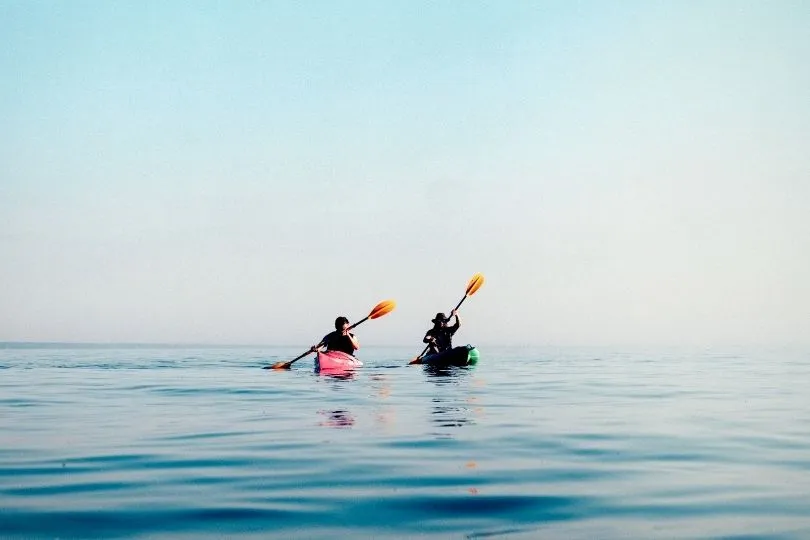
top-left (1, 341), bottom-right (805, 352)
top-left (3, 2), bottom-right (808, 348)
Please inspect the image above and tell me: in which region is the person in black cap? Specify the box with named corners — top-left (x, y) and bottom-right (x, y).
top-left (311, 316), bottom-right (359, 356)
top-left (423, 309), bottom-right (460, 355)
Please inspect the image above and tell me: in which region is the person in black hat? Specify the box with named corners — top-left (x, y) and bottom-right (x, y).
top-left (422, 309), bottom-right (460, 355)
top-left (311, 316), bottom-right (359, 356)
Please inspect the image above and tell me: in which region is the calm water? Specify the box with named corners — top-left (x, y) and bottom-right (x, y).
top-left (1, 344), bottom-right (809, 539)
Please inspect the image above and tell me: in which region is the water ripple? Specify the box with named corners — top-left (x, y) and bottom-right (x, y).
top-left (0, 345), bottom-right (809, 538)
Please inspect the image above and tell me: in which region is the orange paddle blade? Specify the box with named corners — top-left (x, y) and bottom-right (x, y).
top-left (466, 273), bottom-right (485, 296)
top-left (368, 299), bottom-right (396, 319)
top-left (269, 361), bottom-right (292, 370)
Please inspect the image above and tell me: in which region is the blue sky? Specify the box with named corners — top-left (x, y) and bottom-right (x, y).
top-left (2, 2), bottom-right (808, 346)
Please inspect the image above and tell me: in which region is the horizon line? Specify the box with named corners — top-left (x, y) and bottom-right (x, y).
top-left (1, 341), bottom-right (806, 350)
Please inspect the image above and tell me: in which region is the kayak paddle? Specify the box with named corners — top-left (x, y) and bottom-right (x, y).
top-left (265, 299), bottom-right (396, 370)
top-left (409, 273), bottom-right (485, 365)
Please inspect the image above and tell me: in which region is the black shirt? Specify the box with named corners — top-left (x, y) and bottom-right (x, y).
top-left (322, 331), bottom-right (357, 355)
top-left (424, 321), bottom-right (459, 353)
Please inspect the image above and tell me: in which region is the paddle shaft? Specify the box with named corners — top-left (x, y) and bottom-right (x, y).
top-left (452, 294), bottom-right (471, 313)
top-left (347, 316), bottom-right (369, 331)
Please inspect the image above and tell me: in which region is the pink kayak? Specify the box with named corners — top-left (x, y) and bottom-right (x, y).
top-left (315, 350), bottom-right (363, 371)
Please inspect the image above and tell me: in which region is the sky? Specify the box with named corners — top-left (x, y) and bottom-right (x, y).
top-left (1, 1), bottom-right (808, 347)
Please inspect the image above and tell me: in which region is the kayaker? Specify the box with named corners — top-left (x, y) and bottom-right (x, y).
top-left (311, 316), bottom-right (359, 356)
top-left (423, 310), bottom-right (460, 354)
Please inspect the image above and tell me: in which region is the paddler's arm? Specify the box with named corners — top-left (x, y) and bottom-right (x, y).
top-left (310, 337), bottom-right (327, 353)
top-left (346, 331), bottom-right (359, 350)
top-left (449, 310), bottom-right (460, 332)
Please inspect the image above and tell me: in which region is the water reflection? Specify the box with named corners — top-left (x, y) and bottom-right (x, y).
top-left (370, 374), bottom-right (396, 430)
top-left (315, 369), bottom-right (358, 428)
top-left (430, 398), bottom-right (474, 429)
top-left (317, 409), bottom-right (355, 428)
top-left (316, 369), bottom-right (357, 381)
top-left (423, 365), bottom-right (479, 438)
top-left (369, 374), bottom-right (391, 398)
top-left (422, 364), bottom-right (475, 384)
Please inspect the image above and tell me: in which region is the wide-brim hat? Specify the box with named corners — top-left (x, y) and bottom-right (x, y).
top-left (431, 312), bottom-right (448, 323)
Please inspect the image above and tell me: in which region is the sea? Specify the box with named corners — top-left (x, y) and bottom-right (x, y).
top-left (1, 343), bottom-right (809, 539)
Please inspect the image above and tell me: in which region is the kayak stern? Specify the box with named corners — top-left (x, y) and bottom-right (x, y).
top-left (422, 344), bottom-right (479, 367)
top-left (315, 350), bottom-right (363, 371)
